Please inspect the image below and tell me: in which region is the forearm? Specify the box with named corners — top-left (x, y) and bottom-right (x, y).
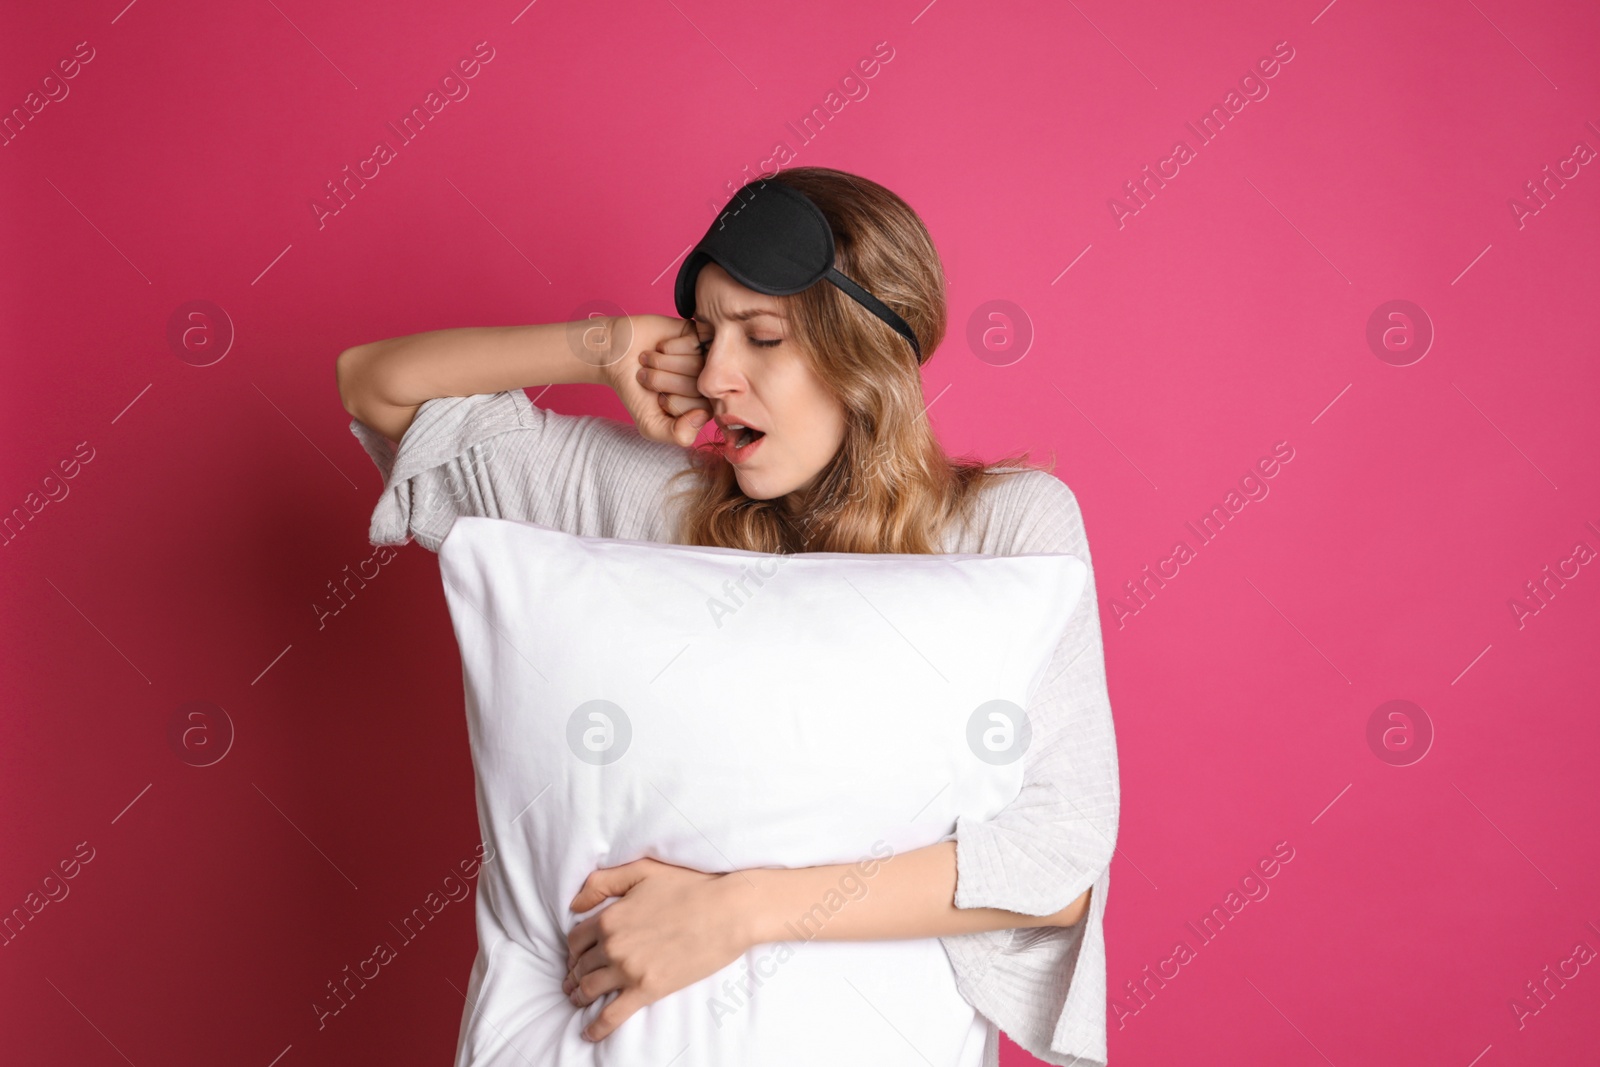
top-left (732, 840), bottom-right (1090, 946)
top-left (337, 320), bottom-right (615, 441)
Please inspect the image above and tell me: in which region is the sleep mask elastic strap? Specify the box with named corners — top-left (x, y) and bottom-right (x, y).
top-left (674, 180), bottom-right (925, 363)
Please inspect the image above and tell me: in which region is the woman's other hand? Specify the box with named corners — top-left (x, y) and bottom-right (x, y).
top-left (598, 315), bottom-right (712, 447)
top-left (563, 857), bottom-right (753, 1042)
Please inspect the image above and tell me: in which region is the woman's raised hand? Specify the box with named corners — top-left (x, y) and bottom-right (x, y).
top-left (600, 315), bottom-right (712, 447)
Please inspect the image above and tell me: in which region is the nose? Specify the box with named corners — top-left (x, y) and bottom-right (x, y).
top-left (695, 334), bottom-right (745, 403)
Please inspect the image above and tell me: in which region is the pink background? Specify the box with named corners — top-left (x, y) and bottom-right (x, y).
top-left (3, 0), bottom-right (1598, 1064)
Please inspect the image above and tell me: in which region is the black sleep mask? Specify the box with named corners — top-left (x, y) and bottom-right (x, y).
top-left (674, 180), bottom-right (924, 363)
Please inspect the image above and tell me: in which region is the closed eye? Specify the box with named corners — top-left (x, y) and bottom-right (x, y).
top-left (697, 336), bottom-right (783, 353)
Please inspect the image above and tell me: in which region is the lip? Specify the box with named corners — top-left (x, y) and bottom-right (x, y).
top-left (719, 425), bottom-right (767, 465)
top-left (715, 414), bottom-right (765, 435)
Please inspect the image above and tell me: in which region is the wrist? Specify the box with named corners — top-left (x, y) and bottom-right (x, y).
top-left (720, 868), bottom-right (781, 949)
top-left (559, 316), bottom-right (625, 389)
top-left (596, 315), bottom-right (638, 389)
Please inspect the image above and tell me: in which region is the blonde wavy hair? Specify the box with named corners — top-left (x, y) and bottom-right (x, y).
top-left (666, 166), bottom-right (1052, 555)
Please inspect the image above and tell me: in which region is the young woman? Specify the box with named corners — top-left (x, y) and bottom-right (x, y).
top-left (338, 167), bottom-right (1119, 1067)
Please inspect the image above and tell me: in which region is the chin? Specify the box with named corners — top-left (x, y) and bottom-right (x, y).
top-left (733, 468), bottom-right (801, 504)
top-left (733, 472), bottom-right (780, 501)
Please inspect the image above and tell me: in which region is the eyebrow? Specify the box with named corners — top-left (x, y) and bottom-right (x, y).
top-left (701, 308), bottom-right (785, 324)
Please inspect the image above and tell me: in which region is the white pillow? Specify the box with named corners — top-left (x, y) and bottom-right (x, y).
top-left (437, 516), bottom-right (1089, 1067)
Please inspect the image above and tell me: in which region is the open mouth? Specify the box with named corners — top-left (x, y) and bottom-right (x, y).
top-left (717, 420), bottom-right (768, 463)
top-left (718, 419), bottom-right (767, 449)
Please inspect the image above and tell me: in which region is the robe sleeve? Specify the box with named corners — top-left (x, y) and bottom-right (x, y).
top-left (938, 474), bottom-right (1120, 1067)
top-left (347, 389), bottom-right (691, 552)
